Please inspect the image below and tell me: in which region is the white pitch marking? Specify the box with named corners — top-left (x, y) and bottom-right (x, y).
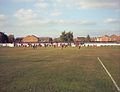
top-left (97, 57), bottom-right (120, 92)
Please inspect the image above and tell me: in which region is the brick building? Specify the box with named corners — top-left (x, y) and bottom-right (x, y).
top-left (22, 35), bottom-right (39, 43)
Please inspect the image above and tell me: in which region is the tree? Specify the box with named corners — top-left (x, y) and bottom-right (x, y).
top-left (60, 31), bottom-right (67, 42)
top-left (86, 35), bottom-right (91, 42)
top-left (0, 32), bottom-right (8, 43)
top-left (66, 31), bottom-right (73, 42)
top-left (60, 31), bottom-right (73, 42)
top-left (8, 34), bottom-right (14, 43)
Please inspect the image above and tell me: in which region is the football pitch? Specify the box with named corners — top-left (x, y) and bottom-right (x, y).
top-left (0, 46), bottom-right (120, 92)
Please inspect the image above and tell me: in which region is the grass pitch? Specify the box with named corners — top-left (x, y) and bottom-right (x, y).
top-left (0, 46), bottom-right (120, 92)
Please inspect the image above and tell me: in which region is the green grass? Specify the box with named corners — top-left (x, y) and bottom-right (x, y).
top-left (0, 46), bottom-right (120, 92)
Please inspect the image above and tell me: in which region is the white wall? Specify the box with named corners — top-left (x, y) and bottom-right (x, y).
top-left (0, 43), bottom-right (14, 47)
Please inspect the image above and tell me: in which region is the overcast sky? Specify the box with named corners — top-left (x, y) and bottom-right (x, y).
top-left (0, 0), bottom-right (120, 37)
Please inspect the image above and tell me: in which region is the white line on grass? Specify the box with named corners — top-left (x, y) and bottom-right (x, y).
top-left (97, 57), bottom-right (120, 92)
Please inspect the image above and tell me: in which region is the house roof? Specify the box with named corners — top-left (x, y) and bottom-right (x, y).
top-left (25, 35), bottom-right (38, 38)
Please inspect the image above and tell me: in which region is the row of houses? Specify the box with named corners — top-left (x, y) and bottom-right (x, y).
top-left (15, 35), bottom-right (53, 43)
top-left (92, 35), bottom-right (120, 42)
top-left (75, 35), bottom-right (120, 43)
top-left (16, 34), bottom-right (120, 43)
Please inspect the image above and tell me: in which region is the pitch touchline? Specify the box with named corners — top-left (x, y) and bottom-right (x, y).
top-left (97, 57), bottom-right (120, 92)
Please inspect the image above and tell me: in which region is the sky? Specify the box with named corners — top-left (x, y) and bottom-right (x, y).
top-left (0, 0), bottom-right (120, 38)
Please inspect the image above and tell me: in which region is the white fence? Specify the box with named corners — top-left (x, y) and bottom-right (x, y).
top-left (83, 43), bottom-right (120, 47)
top-left (0, 43), bottom-right (120, 47)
